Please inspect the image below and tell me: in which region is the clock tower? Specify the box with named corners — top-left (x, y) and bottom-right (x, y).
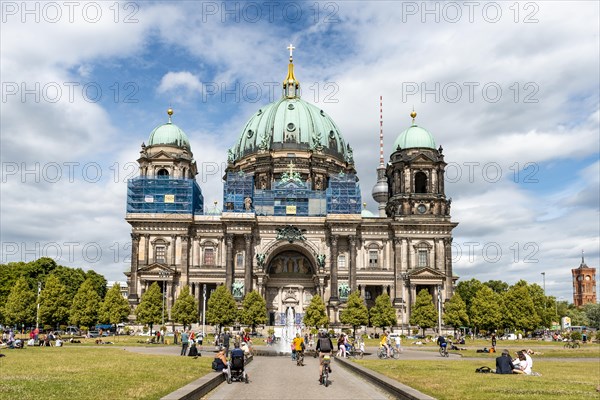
top-left (572, 252), bottom-right (597, 307)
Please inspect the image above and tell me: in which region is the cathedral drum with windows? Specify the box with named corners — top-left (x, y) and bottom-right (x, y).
top-left (124, 46), bottom-right (458, 329)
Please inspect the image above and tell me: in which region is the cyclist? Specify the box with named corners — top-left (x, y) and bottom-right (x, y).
top-left (316, 330), bottom-right (333, 382)
top-left (293, 333), bottom-right (305, 364)
top-left (380, 331), bottom-right (391, 358)
top-left (437, 334), bottom-right (447, 354)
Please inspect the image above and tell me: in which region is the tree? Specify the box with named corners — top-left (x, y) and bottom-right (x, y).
top-left (484, 280), bottom-right (509, 294)
top-left (443, 292), bottom-right (469, 333)
top-left (502, 284), bottom-right (540, 332)
top-left (469, 286), bottom-right (503, 333)
top-left (3, 277), bottom-right (36, 328)
top-left (409, 289), bottom-right (437, 336)
top-left (339, 291), bottom-right (368, 338)
top-left (526, 282), bottom-right (552, 328)
top-left (205, 285), bottom-right (237, 334)
top-left (99, 283), bottom-right (130, 327)
top-left (455, 278), bottom-right (483, 315)
top-left (583, 303), bottom-right (600, 329)
top-left (370, 293), bottom-right (397, 331)
top-left (135, 282), bottom-right (163, 333)
top-left (566, 307), bottom-right (590, 326)
top-left (69, 278), bottom-right (101, 327)
top-left (171, 285), bottom-right (199, 330)
top-left (50, 266), bottom-right (86, 299)
top-left (303, 294), bottom-right (328, 329)
top-left (239, 290), bottom-right (267, 332)
top-left (39, 275), bottom-right (71, 328)
top-left (85, 270), bottom-right (108, 300)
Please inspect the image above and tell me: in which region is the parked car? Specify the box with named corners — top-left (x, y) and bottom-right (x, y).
top-left (500, 333), bottom-right (517, 340)
top-left (66, 326), bottom-right (80, 335)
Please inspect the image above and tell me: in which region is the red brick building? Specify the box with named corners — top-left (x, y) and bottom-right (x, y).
top-left (572, 254), bottom-right (596, 307)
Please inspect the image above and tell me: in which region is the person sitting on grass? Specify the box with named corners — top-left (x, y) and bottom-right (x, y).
top-left (512, 351), bottom-right (531, 375)
top-left (494, 349), bottom-right (515, 374)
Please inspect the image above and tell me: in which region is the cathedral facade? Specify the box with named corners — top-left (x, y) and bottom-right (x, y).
top-left (125, 49), bottom-right (458, 329)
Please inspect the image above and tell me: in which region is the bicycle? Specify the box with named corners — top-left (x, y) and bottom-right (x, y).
top-left (296, 350), bottom-right (304, 366)
top-left (320, 355), bottom-right (331, 387)
top-left (563, 341), bottom-right (580, 349)
top-left (377, 345), bottom-right (399, 359)
top-left (439, 343), bottom-right (449, 357)
top-left (347, 344), bottom-right (364, 359)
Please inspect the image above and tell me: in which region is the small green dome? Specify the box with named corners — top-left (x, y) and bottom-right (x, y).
top-left (148, 122), bottom-right (190, 148)
top-left (361, 208), bottom-right (376, 218)
top-left (393, 124), bottom-right (436, 150)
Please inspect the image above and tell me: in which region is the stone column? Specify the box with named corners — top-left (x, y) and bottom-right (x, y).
top-left (170, 235), bottom-right (177, 266)
top-left (393, 237), bottom-right (402, 301)
top-left (329, 235), bottom-right (339, 303)
top-left (244, 233), bottom-right (253, 295)
top-left (144, 234), bottom-right (150, 265)
top-left (225, 234), bottom-right (234, 291)
top-left (129, 233), bottom-right (140, 301)
top-left (193, 237), bottom-right (200, 267)
top-left (360, 284), bottom-right (366, 301)
top-left (348, 235), bottom-right (357, 292)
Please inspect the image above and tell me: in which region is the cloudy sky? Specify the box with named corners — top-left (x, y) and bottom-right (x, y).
top-left (1, 1), bottom-right (598, 301)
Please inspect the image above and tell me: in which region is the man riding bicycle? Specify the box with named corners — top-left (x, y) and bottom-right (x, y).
top-left (293, 333), bottom-right (305, 364)
top-left (316, 330), bottom-right (333, 382)
top-left (437, 335), bottom-right (447, 353)
top-left (380, 331), bottom-right (391, 358)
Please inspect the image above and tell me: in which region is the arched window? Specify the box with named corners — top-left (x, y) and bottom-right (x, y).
top-left (157, 168), bottom-right (169, 178)
top-left (415, 172), bottom-right (427, 193)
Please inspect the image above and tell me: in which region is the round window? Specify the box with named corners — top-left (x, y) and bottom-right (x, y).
top-left (288, 104), bottom-right (295, 110)
top-left (287, 123), bottom-right (295, 131)
top-left (247, 129), bottom-right (254, 138)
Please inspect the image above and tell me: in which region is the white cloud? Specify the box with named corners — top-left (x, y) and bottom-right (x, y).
top-left (1, 1), bottom-right (598, 299)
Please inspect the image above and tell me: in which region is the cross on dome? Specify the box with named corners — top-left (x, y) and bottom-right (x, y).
top-left (287, 43), bottom-right (295, 61)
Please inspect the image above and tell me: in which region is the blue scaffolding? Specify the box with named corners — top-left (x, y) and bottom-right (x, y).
top-left (126, 177), bottom-right (204, 215)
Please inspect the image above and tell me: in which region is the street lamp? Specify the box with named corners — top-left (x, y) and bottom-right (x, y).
top-left (437, 285), bottom-right (442, 335)
top-left (36, 282), bottom-right (41, 330)
top-left (158, 272), bottom-right (170, 326)
top-left (541, 272), bottom-right (546, 312)
top-left (202, 284), bottom-right (207, 339)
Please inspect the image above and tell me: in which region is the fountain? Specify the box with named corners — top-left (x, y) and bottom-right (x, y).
top-left (276, 306), bottom-right (297, 354)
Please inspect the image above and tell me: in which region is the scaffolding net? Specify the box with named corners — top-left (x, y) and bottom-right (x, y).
top-left (223, 171), bottom-right (361, 216)
top-left (127, 177), bottom-right (204, 214)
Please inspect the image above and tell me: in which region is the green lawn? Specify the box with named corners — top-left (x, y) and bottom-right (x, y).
top-left (355, 359), bottom-right (600, 400)
top-left (0, 346), bottom-right (213, 400)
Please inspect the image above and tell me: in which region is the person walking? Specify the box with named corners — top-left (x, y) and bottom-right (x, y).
top-left (181, 330), bottom-right (189, 356)
top-left (222, 330), bottom-right (231, 357)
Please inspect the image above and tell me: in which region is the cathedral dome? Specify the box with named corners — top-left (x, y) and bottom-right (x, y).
top-left (392, 111), bottom-right (436, 150)
top-left (148, 109), bottom-right (190, 149)
top-left (231, 97), bottom-right (350, 162)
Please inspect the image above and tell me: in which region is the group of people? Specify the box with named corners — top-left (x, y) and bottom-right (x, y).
top-left (213, 339), bottom-right (250, 382)
top-left (379, 331), bottom-right (402, 357)
top-left (494, 349), bottom-right (537, 375)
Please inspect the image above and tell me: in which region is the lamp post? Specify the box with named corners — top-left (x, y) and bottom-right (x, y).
top-left (158, 272), bottom-right (170, 326)
top-left (36, 282), bottom-right (41, 330)
top-left (437, 285), bottom-right (443, 335)
top-left (400, 272), bottom-right (408, 335)
top-left (202, 284), bottom-right (207, 339)
top-left (541, 272), bottom-right (546, 311)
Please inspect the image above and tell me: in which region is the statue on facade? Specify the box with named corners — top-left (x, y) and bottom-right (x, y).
top-left (232, 281), bottom-right (244, 298)
top-left (227, 149), bottom-right (234, 163)
top-left (244, 196), bottom-right (253, 211)
top-left (316, 254), bottom-right (326, 269)
top-left (256, 253), bottom-right (266, 269)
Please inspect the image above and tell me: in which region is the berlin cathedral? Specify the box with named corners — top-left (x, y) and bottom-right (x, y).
top-left (125, 46), bottom-right (458, 329)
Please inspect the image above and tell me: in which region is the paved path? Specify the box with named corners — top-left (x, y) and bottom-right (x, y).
top-left (204, 355), bottom-right (392, 400)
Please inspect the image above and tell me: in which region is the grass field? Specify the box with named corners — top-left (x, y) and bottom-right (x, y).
top-left (355, 358), bottom-right (600, 400)
top-left (0, 346), bottom-right (213, 400)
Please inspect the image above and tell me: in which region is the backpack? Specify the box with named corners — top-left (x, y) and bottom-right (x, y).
top-left (318, 337), bottom-right (331, 352)
top-left (475, 366), bottom-right (492, 373)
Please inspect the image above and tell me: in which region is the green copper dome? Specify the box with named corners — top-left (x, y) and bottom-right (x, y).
top-left (148, 109), bottom-right (190, 148)
top-left (393, 124), bottom-right (436, 150)
top-left (230, 97), bottom-right (352, 163)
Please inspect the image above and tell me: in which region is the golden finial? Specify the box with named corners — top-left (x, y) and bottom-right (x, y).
top-left (167, 107), bottom-right (173, 123)
top-left (363, 202), bottom-right (367, 209)
top-left (284, 44), bottom-right (299, 98)
top-left (213, 200), bottom-right (218, 206)
top-left (410, 108), bottom-right (417, 125)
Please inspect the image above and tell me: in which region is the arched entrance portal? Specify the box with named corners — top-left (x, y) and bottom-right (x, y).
top-left (264, 249), bottom-right (318, 336)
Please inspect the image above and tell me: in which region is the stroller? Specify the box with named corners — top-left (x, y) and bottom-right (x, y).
top-left (226, 352), bottom-right (248, 384)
